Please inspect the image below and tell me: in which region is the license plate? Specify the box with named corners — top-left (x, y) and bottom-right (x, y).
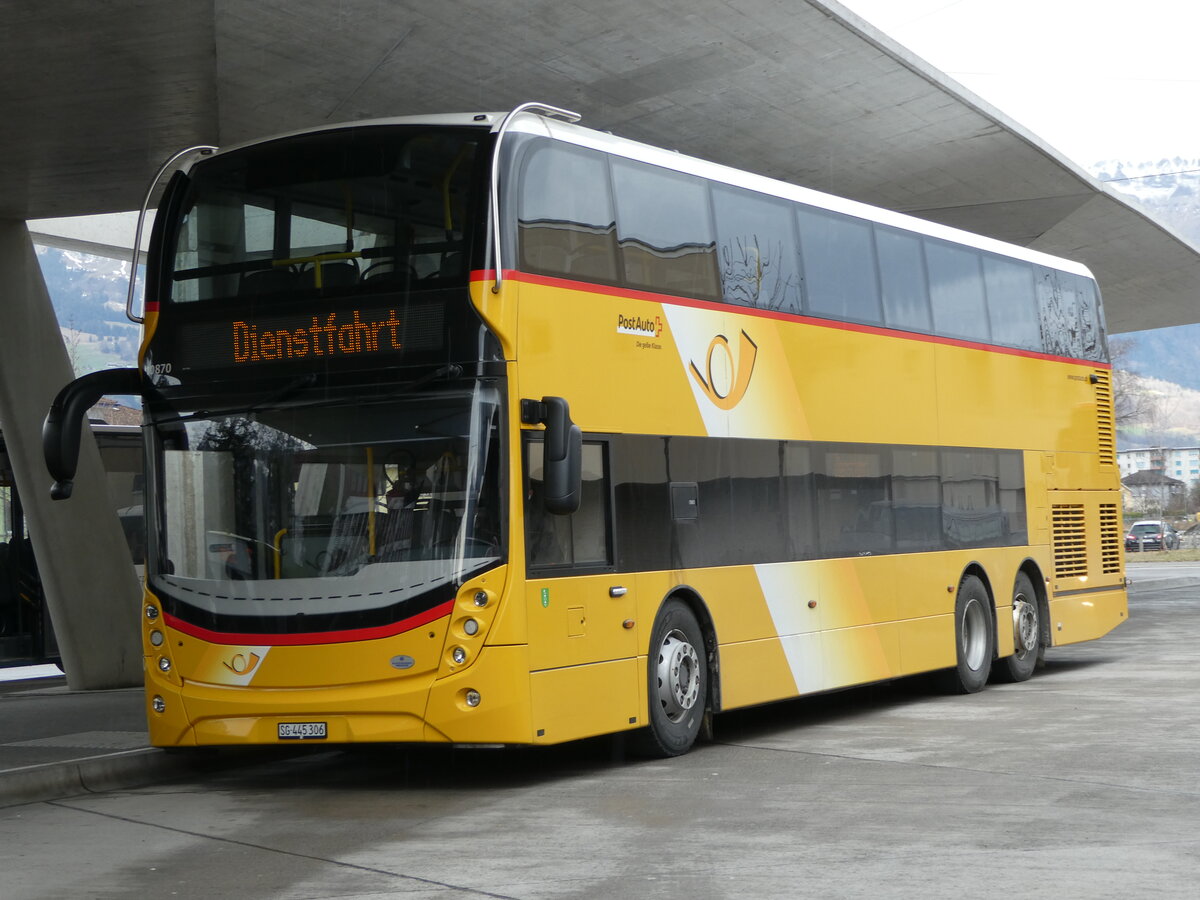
top-left (278, 721), bottom-right (327, 740)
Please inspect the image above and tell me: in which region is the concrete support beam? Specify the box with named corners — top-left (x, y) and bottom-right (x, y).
top-left (0, 219), bottom-right (141, 689)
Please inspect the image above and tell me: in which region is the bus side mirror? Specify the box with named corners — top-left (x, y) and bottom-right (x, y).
top-left (521, 396), bottom-right (581, 516)
top-left (43, 367), bottom-right (142, 500)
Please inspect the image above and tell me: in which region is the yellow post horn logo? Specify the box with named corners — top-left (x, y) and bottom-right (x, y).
top-left (222, 651), bottom-right (262, 676)
top-left (689, 330), bottom-right (758, 410)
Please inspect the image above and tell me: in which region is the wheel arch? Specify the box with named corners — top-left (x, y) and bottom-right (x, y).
top-left (658, 585), bottom-right (722, 713)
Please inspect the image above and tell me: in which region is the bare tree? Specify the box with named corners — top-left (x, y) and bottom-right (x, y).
top-left (1110, 336), bottom-right (1158, 427)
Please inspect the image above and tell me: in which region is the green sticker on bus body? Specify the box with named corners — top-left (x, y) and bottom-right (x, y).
top-left (541, 588), bottom-right (550, 608)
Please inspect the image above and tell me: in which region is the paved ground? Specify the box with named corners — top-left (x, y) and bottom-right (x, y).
top-left (2, 568), bottom-right (1198, 898)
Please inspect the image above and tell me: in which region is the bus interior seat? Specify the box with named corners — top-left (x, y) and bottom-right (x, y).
top-left (317, 260), bottom-right (360, 289)
top-left (238, 267), bottom-right (299, 296)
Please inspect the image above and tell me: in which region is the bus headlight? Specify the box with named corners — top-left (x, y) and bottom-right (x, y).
top-left (452, 646), bottom-right (467, 665)
top-left (152, 695), bottom-right (166, 713)
top-left (158, 657), bottom-right (172, 673)
top-left (465, 689), bottom-right (481, 707)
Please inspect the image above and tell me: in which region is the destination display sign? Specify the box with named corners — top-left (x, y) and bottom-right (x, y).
top-left (162, 301), bottom-right (447, 374)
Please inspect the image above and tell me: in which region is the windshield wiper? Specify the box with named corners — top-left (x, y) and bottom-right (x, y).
top-left (399, 364), bottom-right (463, 395)
top-left (152, 373), bottom-right (320, 425)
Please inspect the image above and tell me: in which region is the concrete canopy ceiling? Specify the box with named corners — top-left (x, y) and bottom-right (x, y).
top-left (2, 0), bottom-right (1196, 333)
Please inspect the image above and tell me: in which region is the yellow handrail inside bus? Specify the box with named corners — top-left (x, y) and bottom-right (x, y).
top-left (366, 447), bottom-right (377, 558)
top-left (442, 145), bottom-right (471, 234)
top-left (272, 250), bottom-right (363, 289)
top-left (273, 528), bottom-right (288, 579)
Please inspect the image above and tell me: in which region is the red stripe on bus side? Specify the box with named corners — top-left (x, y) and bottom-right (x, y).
top-left (469, 268), bottom-right (1112, 370)
top-left (162, 600), bottom-right (454, 646)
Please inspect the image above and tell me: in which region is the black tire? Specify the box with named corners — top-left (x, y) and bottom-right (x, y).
top-left (994, 572), bottom-right (1041, 683)
top-left (637, 600), bottom-right (708, 758)
top-left (941, 574), bottom-right (994, 694)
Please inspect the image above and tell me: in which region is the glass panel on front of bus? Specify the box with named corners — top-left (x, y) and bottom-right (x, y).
top-left (151, 384), bottom-right (503, 624)
top-left (795, 206), bottom-right (883, 325)
top-left (517, 141), bottom-right (619, 284)
top-left (982, 256), bottom-right (1040, 352)
top-left (610, 157), bottom-right (721, 302)
top-left (925, 240), bottom-right (990, 343)
top-left (168, 127), bottom-right (484, 303)
top-left (710, 184), bottom-right (802, 314)
top-left (875, 225), bottom-right (932, 333)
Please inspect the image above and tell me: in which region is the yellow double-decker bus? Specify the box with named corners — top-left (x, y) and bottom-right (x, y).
top-left (45, 103), bottom-right (1126, 756)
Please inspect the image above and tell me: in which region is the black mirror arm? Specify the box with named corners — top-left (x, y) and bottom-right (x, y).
top-left (521, 395), bottom-right (582, 516)
top-left (43, 367), bottom-right (142, 500)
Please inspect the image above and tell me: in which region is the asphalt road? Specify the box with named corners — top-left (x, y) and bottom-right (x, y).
top-left (3, 576), bottom-right (1198, 899)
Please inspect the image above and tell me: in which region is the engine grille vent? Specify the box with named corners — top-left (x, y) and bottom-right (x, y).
top-left (1099, 503), bottom-right (1121, 575)
top-left (1052, 504), bottom-right (1088, 579)
top-left (1093, 370), bottom-right (1115, 466)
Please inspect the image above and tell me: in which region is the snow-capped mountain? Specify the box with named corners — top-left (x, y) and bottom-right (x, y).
top-left (1092, 158), bottom-right (1200, 245)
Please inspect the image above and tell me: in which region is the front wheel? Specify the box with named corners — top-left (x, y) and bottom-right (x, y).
top-left (941, 574), bottom-right (994, 694)
top-left (638, 600), bottom-right (708, 757)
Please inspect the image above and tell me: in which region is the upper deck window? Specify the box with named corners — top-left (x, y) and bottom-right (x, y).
top-left (506, 134), bottom-right (1107, 364)
top-left (517, 141), bottom-right (619, 285)
top-left (611, 158), bottom-right (720, 302)
top-left (166, 126), bottom-right (485, 304)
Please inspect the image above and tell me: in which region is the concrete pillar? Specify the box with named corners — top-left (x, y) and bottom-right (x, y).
top-left (0, 219), bottom-right (141, 689)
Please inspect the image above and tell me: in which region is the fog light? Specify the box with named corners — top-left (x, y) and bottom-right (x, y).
top-left (152, 695), bottom-right (166, 713)
top-left (452, 646), bottom-right (467, 665)
top-left (149, 630), bottom-right (164, 647)
top-left (158, 656), bottom-right (171, 673)
top-left (463, 618), bottom-right (479, 636)
top-left (145, 605), bottom-right (159, 620)
top-left (473, 591), bottom-right (488, 607)
top-left (465, 689), bottom-right (481, 707)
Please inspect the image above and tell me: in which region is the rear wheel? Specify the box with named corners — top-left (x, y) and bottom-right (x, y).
top-left (942, 574), bottom-right (994, 693)
top-left (638, 600), bottom-right (708, 757)
top-left (995, 572), bottom-right (1041, 683)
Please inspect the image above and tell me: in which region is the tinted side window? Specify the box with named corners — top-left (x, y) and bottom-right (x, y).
top-left (892, 448), bottom-right (941, 552)
top-left (613, 435), bottom-right (670, 572)
top-left (611, 158), bottom-right (720, 301)
top-left (876, 225), bottom-right (932, 332)
top-left (526, 440), bottom-right (610, 570)
top-left (711, 184), bottom-right (802, 314)
top-left (983, 256), bottom-right (1040, 351)
top-left (796, 207), bottom-right (883, 324)
top-left (998, 450), bottom-right (1027, 544)
top-left (816, 446), bottom-right (892, 556)
top-left (665, 437), bottom-right (732, 569)
top-left (783, 442), bottom-right (818, 560)
top-left (517, 141), bottom-right (619, 284)
top-left (926, 241), bottom-right (990, 342)
top-left (941, 449), bottom-right (1003, 548)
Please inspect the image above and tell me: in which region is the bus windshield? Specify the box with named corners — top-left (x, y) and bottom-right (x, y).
top-left (166, 126), bottom-right (485, 304)
top-left (151, 383), bottom-right (503, 627)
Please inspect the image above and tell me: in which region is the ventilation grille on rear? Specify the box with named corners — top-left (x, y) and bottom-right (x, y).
top-left (1093, 370), bottom-right (1115, 466)
top-left (1099, 503), bottom-right (1121, 574)
top-left (1052, 504), bottom-right (1088, 578)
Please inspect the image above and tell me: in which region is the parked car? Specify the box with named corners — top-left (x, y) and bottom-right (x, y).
top-left (1125, 520), bottom-right (1180, 551)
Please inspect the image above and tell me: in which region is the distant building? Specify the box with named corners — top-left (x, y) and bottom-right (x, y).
top-left (88, 398), bottom-right (140, 427)
top-left (1118, 447), bottom-right (1200, 483)
top-left (1121, 468), bottom-right (1186, 514)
